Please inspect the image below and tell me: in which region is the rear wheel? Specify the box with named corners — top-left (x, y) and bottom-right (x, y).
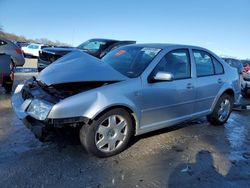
top-left (37, 67), bottom-right (43, 72)
top-left (3, 83), bottom-right (13, 93)
top-left (79, 108), bottom-right (134, 157)
top-left (241, 89), bottom-right (250, 98)
top-left (2, 76), bottom-right (13, 93)
top-left (207, 94), bottom-right (233, 126)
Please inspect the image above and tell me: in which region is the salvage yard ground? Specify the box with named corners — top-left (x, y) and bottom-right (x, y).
top-left (0, 58), bottom-right (250, 187)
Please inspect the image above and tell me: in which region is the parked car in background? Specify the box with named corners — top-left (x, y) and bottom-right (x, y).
top-left (223, 58), bottom-right (250, 97)
top-left (222, 58), bottom-right (244, 74)
top-left (241, 60), bottom-right (250, 97)
top-left (37, 38), bottom-right (135, 71)
top-left (22, 43), bottom-right (48, 58)
top-left (0, 53), bottom-right (14, 93)
top-left (241, 60), bottom-right (250, 69)
top-left (15, 41), bottom-right (30, 48)
top-left (0, 38), bottom-right (25, 66)
top-left (12, 44), bottom-right (240, 157)
top-left (243, 65), bottom-right (250, 72)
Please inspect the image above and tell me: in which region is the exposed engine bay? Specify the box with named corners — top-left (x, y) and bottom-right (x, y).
top-left (22, 77), bottom-right (118, 102)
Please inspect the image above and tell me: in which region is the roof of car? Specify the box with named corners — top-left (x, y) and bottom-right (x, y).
top-left (0, 38), bottom-right (20, 47)
top-left (126, 43), bottom-right (205, 50)
top-left (89, 38), bottom-right (135, 43)
top-left (90, 38), bottom-right (119, 42)
top-left (222, 57), bottom-right (239, 60)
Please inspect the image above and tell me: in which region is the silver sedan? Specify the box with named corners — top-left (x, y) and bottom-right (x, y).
top-left (0, 38), bottom-right (25, 66)
top-left (12, 44), bottom-right (241, 157)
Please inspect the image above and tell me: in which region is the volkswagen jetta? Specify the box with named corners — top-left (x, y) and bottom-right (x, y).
top-left (12, 44), bottom-right (241, 157)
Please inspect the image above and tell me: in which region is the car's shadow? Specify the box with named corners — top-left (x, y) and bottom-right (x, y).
top-left (43, 119), bottom-right (207, 152)
top-left (129, 118), bottom-right (206, 146)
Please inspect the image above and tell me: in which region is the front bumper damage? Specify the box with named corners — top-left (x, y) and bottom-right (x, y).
top-left (11, 83), bottom-right (89, 140)
top-left (12, 84), bottom-right (46, 138)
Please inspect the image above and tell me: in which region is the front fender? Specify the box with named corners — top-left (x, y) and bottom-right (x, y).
top-left (47, 79), bottom-right (142, 126)
top-left (48, 90), bottom-right (140, 118)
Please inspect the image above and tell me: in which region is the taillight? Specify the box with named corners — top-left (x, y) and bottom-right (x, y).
top-left (15, 48), bottom-right (22, 54)
top-left (10, 72), bottom-right (14, 81)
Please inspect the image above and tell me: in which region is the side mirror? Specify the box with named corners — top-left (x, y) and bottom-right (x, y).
top-left (152, 71), bottom-right (174, 82)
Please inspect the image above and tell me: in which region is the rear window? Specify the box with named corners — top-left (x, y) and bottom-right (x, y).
top-left (28, 44), bottom-right (39, 49)
top-left (77, 40), bottom-right (111, 53)
top-left (33, 45), bottom-right (39, 49)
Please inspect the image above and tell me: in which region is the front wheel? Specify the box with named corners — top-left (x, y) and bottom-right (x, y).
top-left (207, 94), bottom-right (233, 126)
top-left (80, 108), bottom-right (134, 157)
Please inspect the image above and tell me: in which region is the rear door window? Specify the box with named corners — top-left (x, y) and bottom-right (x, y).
top-left (193, 50), bottom-right (214, 77)
top-left (213, 57), bottom-right (224, 74)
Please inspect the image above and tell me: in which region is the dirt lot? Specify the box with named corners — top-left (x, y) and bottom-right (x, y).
top-left (0, 59), bottom-right (250, 188)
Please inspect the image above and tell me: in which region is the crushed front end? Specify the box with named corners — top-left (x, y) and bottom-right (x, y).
top-left (11, 77), bottom-right (91, 139)
top-left (12, 50), bottom-right (127, 140)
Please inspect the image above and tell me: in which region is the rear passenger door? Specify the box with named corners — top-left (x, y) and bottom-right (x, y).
top-left (192, 50), bottom-right (224, 113)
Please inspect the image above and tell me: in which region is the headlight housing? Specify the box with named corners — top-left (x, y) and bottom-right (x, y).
top-left (27, 99), bottom-right (52, 120)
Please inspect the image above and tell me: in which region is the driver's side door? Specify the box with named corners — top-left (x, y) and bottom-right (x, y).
top-left (139, 49), bottom-right (196, 131)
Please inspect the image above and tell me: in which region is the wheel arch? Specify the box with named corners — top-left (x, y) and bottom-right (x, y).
top-left (92, 105), bottom-right (139, 135)
top-left (223, 88), bottom-right (235, 99)
top-left (211, 88), bottom-right (235, 112)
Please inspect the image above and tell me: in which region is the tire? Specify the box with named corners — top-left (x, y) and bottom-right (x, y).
top-left (3, 83), bottom-right (13, 93)
top-left (2, 76), bottom-right (13, 93)
top-left (79, 108), bottom-right (134, 157)
top-left (241, 89), bottom-right (250, 98)
top-left (37, 67), bottom-right (43, 72)
top-left (207, 94), bottom-right (233, 126)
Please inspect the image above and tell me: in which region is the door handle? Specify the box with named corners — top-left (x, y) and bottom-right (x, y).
top-left (218, 78), bottom-right (223, 84)
top-left (186, 83), bottom-right (194, 89)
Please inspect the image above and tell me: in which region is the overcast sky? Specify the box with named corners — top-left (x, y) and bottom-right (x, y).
top-left (0, 0), bottom-right (249, 59)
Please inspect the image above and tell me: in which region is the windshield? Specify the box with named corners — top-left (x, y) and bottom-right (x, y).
top-left (102, 46), bottom-right (161, 78)
top-left (77, 39), bottom-right (109, 53)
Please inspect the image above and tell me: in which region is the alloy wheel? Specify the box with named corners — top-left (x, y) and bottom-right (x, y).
top-left (95, 115), bottom-right (128, 152)
top-left (218, 99), bottom-right (231, 122)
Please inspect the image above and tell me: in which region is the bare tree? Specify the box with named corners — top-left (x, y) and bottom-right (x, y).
top-left (0, 28), bottom-right (71, 47)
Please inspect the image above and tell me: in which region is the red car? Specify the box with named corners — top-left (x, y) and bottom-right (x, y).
top-left (241, 62), bottom-right (250, 97)
top-left (244, 66), bottom-right (250, 72)
top-left (0, 53), bottom-right (14, 93)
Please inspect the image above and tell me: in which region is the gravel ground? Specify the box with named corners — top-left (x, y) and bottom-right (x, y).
top-left (0, 59), bottom-right (250, 188)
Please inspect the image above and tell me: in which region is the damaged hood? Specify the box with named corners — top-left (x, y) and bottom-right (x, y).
top-left (37, 50), bottom-right (127, 86)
